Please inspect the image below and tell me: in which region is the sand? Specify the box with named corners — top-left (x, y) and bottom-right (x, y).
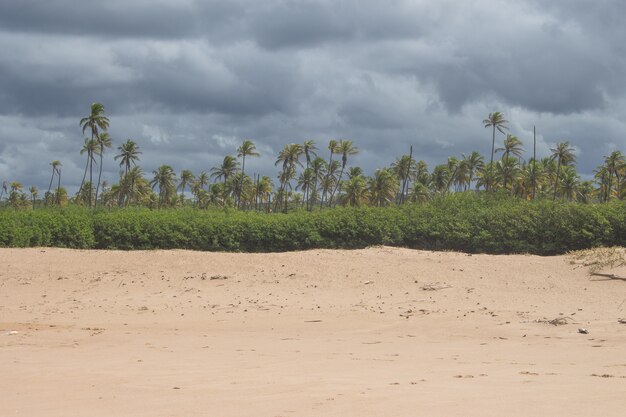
top-left (1, 247), bottom-right (625, 416)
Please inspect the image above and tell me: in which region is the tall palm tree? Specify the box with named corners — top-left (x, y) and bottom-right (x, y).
top-left (303, 140), bottom-right (318, 210)
top-left (550, 141), bottom-right (576, 200)
top-left (495, 134), bottom-right (524, 160)
top-left (236, 140), bottom-right (260, 208)
top-left (483, 112), bottom-right (509, 168)
top-left (79, 103), bottom-right (109, 207)
top-left (79, 138), bottom-right (99, 205)
top-left (45, 160), bottom-right (62, 205)
top-left (94, 132), bottom-right (112, 207)
top-left (320, 140), bottom-right (340, 207)
top-left (210, 155), bottom-right (239, 184)
top-left (150, 165), bottom-right (177, 208)
top-left (296, 168), bottom-right (315, 209)
top-left (329, 140), bottom-right (358, 206)
top-left (309, 156), bottom-right (327, 208)
top-left (178, 170), bottom-right (195, 201)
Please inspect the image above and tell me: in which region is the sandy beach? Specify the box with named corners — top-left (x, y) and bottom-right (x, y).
top-left (1, 247), bottom-right (625, 416)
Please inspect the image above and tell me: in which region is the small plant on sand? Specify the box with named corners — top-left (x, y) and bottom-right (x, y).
top-left (569, 247), bottom-right (626, 274)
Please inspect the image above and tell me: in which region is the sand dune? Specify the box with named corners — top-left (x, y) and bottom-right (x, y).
top-left (1, 247), bottom-right (625, 416)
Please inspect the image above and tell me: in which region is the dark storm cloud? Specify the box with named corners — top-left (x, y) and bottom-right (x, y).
top-left (1, 0), bottom-right (625, 192)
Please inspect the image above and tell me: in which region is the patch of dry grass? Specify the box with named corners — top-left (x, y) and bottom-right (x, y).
top-left (569, 247), bottom-right (626, 274)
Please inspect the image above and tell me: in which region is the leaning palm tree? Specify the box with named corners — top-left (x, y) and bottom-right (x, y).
top-left (47, 160), bottom-right (61, 194)
top-left (236, 140), bottom-right (260, 207)
top-left (79, 103), bottom-right (109, 207)
top-left (391, 154), bottom-right (417, 203)
top-left (483, 112), bottom-right (509, 168)
top-left (550, 141), bottom-right (576, 200)
top-left (94, 132), bottom-right (113, 207)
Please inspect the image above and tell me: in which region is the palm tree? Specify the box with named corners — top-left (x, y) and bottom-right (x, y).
top-left (320, 140), bottom-right (340, 207)
top-left (210, 155), bottom-right (239, 184)
top-left (29, 186), bottom-right (38, 210)
top-left (0, 181), bottom-right (6, 201)
top-left (94, 132), bottom-right (112, 207)
top-left (79, 103), bottom-right (109, 207)
top-left (550, 141), bottom-right (576, 200)
top-left (329, 140), bottom-right (358, 206)
top-left (236, 140), bottom-right (260, 207)
top-left (45, 160), bottom-right (62, 205)
top-left (603, 151), bottom-right (625, 201)
top-left (296, 168), bottom-right (315, 208)
top-left (496, 156), bottom-right (520, 190)
top-left (341, 175), bottom-right (368, 207)
top-left (79, 138), bottom-right (99, 205)
top-left (391, 154), bottom-right (416, 203)
top-left (303, 140), bottom-right (318, 210)
top-left (178, 170), bottom-right (195, 201)
top-left (114, 140), bottom-right (142, 176)
top-left (274, 143), bottom-right (304, 211)
top-left (150, 165), bottom-right (177, 208)
top-left (309, 156), bottom-right (327, 208)
top-left (369, 168), bottom-right (399, 207)
top-left (495, 134), bottom-right (524, 160)
top-left (483, 112), bottom-right (509, 169)
top-left (463, 151), bottom-right (484, 190)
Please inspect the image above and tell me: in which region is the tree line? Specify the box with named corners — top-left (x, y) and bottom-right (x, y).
top-left (1, 105), bottom-right (625, 211)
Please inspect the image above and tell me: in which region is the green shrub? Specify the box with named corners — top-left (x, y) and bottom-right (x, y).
top-left (1, 195), bottom-right (625, 254)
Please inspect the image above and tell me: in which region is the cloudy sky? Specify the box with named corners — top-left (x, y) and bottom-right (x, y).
top-left (1, 0), bottom-right (625, 192)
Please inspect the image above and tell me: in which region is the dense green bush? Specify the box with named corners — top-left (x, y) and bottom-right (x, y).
top-left (1, 195), bottom-right (625, 254)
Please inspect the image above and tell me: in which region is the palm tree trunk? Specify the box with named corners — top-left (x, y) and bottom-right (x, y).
top-left (95, 150), bottom-right (104, 208)
top-left (88, 152), bottom-right (94, 208)
top-left (553, 161), bottom-right (561, 200)
top-left (48, 169), bottom-right (55, 194)
top-left (239, 155), bottom-right (246, 209)
top-left (79, 156), bottom-right (89, 197)
top-left (56, 170), bottom-right (61, 204)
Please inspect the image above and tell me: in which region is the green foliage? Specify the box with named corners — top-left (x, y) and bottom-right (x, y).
top-left (1, 194), bottom-right (626, 254)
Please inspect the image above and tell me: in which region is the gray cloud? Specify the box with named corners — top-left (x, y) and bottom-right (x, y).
top-left (1, 0), bottom-right (625, 193)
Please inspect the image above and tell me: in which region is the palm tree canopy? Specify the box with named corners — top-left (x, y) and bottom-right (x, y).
top-left (80, 102), bottom-right (110, 137)
top-left (483, 112), bottom-right (509, 134)
top-left (237, 140), bottom-right (260, 158)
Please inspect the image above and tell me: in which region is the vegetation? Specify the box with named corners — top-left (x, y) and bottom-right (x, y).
top-left (2, 104), bottom-right (626, 253)
top-left (0, 194), bottom-right (625, 254)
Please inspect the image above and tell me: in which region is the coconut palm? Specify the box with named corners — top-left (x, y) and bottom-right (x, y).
top-left (369, 168), bottom-right (399, 207)
top-left (483, 112), bottom-right (509, 170)
top-left (296, 168), bottom-right (315, 209)
top-left (329, 140), bottom-right (358, 206)
top-left (549, 141), bottom-right (576, 200)
top-left (178, 170), bottom-right (195, 201)
top-left (309, 156), bottom-right (327, 208)
top-left (29, 186), bottom-right (38, 210)
top-left (463, 151), bottom-right (484, 190)
top-left (302, 140), bottom-right (318, 210)
top-left (392, 154), bottom-right (416, 203)
top-left (210, 155), bottom-right (239, 184)
top-left (495, 134), bottom-right (524, 160)
top-left (274, 143), bottom-right (303, 211)
top-left (79, 137), bottom-right (99, 206)
top-left (341, 175), bottom-right (368, 207)
top-left (150, 165), bottom-right (177, 208)
top-left (94, 132), bottom-right (112, 207)
top-left (320, 140), bottom-right (340, 207)
top-left (603, 151), bottom-right (625, 201)
top-left (236, 140), bottom-right (260, 207)
top-left (114, 140), bottom-right (142, 176)
top-left (79, 103), bottom-right (110, 207)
